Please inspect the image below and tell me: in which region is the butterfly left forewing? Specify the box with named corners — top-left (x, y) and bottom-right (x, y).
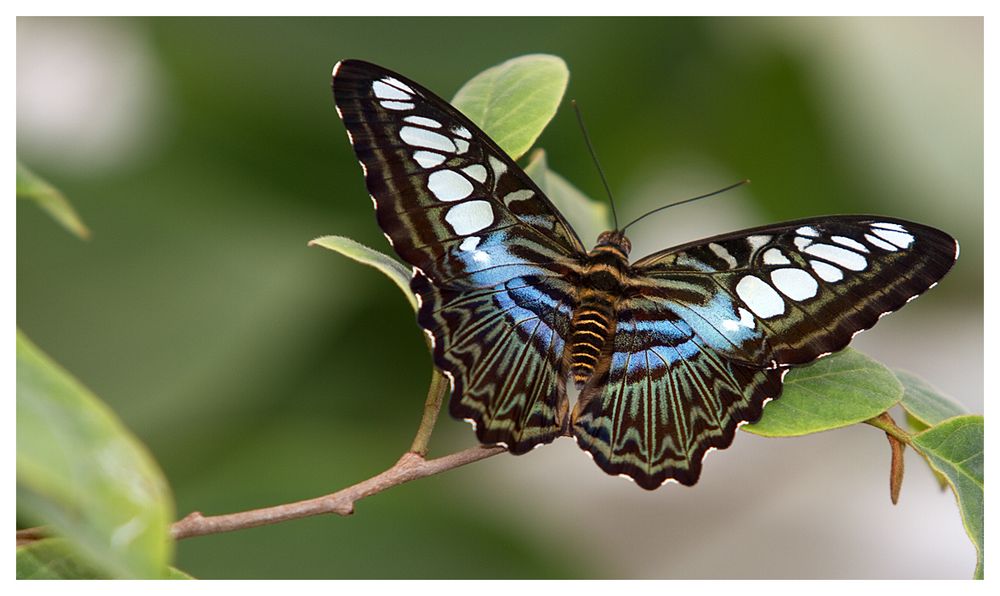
top-left (332, 60), bottom-right (586, 453)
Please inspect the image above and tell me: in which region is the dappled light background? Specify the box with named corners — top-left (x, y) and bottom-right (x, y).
top-left (17, 17), bottom-right (982, 578)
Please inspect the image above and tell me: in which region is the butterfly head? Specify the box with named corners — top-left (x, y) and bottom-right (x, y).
top-left (594, 230), bottom-right (632, 258)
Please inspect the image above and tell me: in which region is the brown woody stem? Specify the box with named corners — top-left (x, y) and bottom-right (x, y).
top-left (170, 445), bottom-right (505, 540)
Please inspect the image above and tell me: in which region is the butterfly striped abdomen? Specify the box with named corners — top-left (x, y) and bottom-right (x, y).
top-left (569, 232), bottom-right (634, 387)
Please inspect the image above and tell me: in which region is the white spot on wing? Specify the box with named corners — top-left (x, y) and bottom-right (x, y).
top-left (459, 236), bottom-right (481, 251)
top-left (428, 169), bottom-right (473, 201)
top-left (503, 189), bottom-right (534, 206)
top-left (746, 235), bottom-right (771, 253)
top-left (871, 221), bottom-right (908, 233)
top-left (865, 233), bottom-right (897, 251)
top-left (413, 151), bottom-right (445, 168)
top-left (372, 80), bottom-right (412, 101)
top-left (804, 243), bottom-right (868, 271)
top-left (763, 248), bottom-right (791, 265)
top-left (796, 226), bottom-right (820, 237)
top-left (462, 164), bottom-right (487, 183)
top-left (445, 200), bottom-right (494, 235)
top-left (831, 235), bottom-right (869, 253)
top-left (380, 100), bottom-right (414, 110)
top-left (771, 268), bottom-right (819, 300)
top-left (400, 126), bottom-right (456, 152)
top-left (403, 115), bottom-right (442, 128)
top-left (488, 155), bottom-right (507, 178)
top-left (709, 243), bottom-right (738, 268)
top-left (721, 307), bottom-right (756, 332)
top-left (871, 226), bottom-right (915, 249)
top-left (736, 275), bottom-right (785, 318)
top-left (454, 138), bottom-right (470, 154)
top-left (810, 260), bottom-right (843, 282)
top-left (453, 126), bottom-right (472, 139)
top-left (382, 76), bottom-right (414, 94)
top-left (472, 250), bottom-right (491, 264)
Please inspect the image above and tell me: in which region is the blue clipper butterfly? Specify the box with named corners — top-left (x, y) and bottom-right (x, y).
top-left (331, 59), bottom-right (958, 489)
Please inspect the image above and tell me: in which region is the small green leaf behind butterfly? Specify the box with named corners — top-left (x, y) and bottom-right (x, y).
top-left (524, 149), bottom-right (611, 248)
top-left (451, 54), bottom-right (569, 161)
top-left (895, 369), bottom-right (967, 429)
top-left (309, 235), bottom-right (417, 312)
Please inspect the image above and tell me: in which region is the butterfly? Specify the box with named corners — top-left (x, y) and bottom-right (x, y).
top-left (330, 59), bottom-right (959, 489)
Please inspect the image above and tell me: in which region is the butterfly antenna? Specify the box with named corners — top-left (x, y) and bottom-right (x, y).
top-left (620, 179), bottom-right (750, 233)
top-left (573, 100), bottom-right (619, 231)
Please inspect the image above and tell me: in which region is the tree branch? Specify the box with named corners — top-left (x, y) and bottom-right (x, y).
top-left (170, 445), bottom-right (505, 541)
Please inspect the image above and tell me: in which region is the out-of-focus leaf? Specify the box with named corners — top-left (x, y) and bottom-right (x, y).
top-left (16, 539), bottom-right (193, 579)
top-left (17, 331), bottom-right (174, 578)
top-left (309, 235), bottom-right (416, 312)
top-left (905, 411), bottom-right (929, 433)
top-left (895, 369), bottom-right (967, 427)
top-left (16, 162), bottom-right (90, 239)
top-left (744, 349), bottom-right (902, 437)
top-left (452, 54), bottom-right (569, 160)
top-left (911, 415), bottom-right (984, 579)
top-left (524, 149), bottom-right (611, 248)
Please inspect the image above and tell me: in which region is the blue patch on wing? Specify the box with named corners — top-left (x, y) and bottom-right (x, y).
top-left (488, 276), bottom-right (571, 349)
top-left (454, 231), bottom-right (538, 287)
top-left (675, 292), bottom-right (761, 351)
top-left (614, 315), bottom-right (702, 368)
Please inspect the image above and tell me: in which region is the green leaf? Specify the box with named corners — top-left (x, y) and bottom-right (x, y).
top-left (16, 161), bottom-right (90, 239)
top-left (743, 349), bottom-right (902, 437)
top-left (309, 235), bottom-right (416, 312)
top-left (895, 369), bottom-right (967, 427)
top-left (16, 331), bottom-right (174, 578)
top-left (898, 374), bottom-right (955, 491)
top-left (524, 149), bottom-right (611, 248)
top-left (904, 411), bottom-right (929, 433)
top-left (910, 415), bottom-right (984, 579)
top-left (17, 539), bottom-right (193, 579)
top-left (451, 54), bottom-right (569, 160)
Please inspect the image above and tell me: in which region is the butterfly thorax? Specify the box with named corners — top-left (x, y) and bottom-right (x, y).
top-left (569, 231), bottom-right (633, 388)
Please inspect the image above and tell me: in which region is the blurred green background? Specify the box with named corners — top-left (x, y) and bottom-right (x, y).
top-left (17, 17), bottom-right (982, 578)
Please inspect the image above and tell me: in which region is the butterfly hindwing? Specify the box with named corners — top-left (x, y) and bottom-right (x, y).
top-left (332, 60), bottom-right (586, 452)
top-left (572, 306), bottom-right (784, 488)
top-left (572, 215), bottom-right (957, 487)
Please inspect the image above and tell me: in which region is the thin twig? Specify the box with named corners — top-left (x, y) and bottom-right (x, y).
top-left (170, 445), bottom-right (505, 541)
top-left (409, 369), bottom-right (450, 456)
